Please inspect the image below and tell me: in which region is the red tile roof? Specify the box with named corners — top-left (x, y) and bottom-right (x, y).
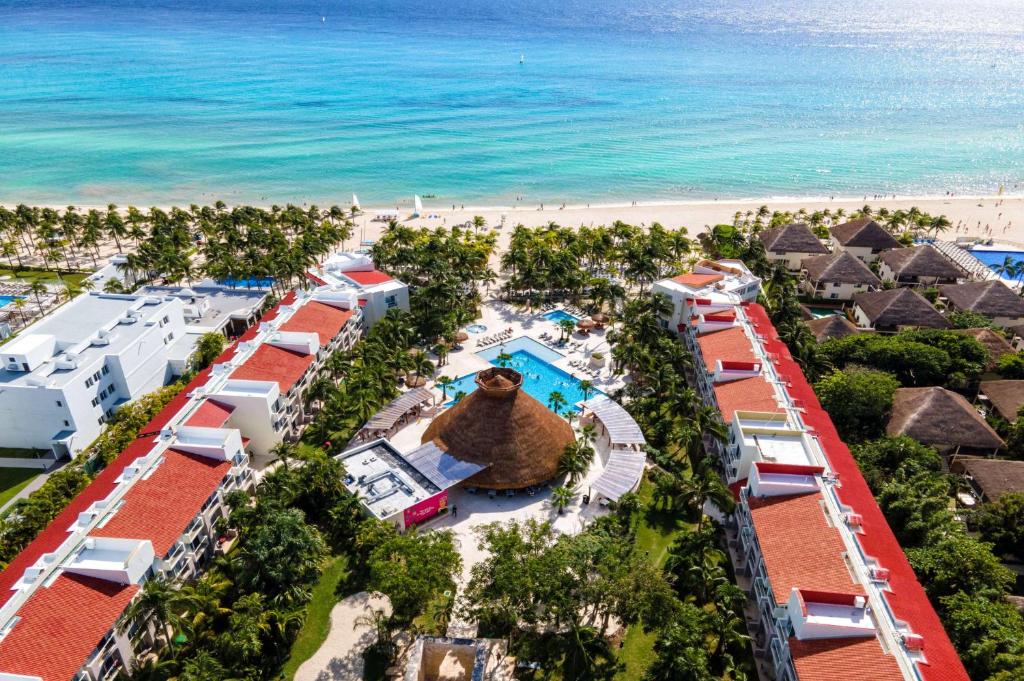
top-left (344, 269), bottom-right (392, 285)
top-left (0, 573), bottom-right (138, 681)
top-left (230, 343), bottom-right (314, 393)
top-left (92, 450), bottom-right (230, 557)
top-left (671, 272), bottom-right (724, 288)
top-left (712, 375), bottom-right (783, 423)
top-left (185, 399), bottom-right (235, 428)
top-left (748, 491), bottom-right (862, 604)
top-left (280, 300), bottom-right (353, 348)
top-left (696, 326), bottom-right (757, 372)
top-left (744, 303), bottom-right (969, 681)
top-left (789, 636), bottom-right (904, 681)
top-left (306, 272), bottom-right (327, 286)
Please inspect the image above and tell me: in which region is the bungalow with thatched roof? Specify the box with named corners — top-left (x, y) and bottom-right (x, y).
top-left (421, 367), bottom-right (575, 490)
top-left (952, 458), bottom-right (1024, 503)
top-left (878, 246), bottom-right (964, 287)
top-left (800, 252), bottom-right (880, 300)
top-left (758, 223), bottom-right (829, 271)
top-left (805, 315), bottom-right (861, 343)
top-left (829, 218), bottom-right (902, 263)
top-left (852, 288), bottom-right (950, 332)
top-left (955, 328), bottom-right (1014, 371)
top-left (887, 386), bottom-right (1004, 456)
top-left (978, 379), bottom-right (1024, 421)
top-left (940, 281), bottom-right (1024, 328)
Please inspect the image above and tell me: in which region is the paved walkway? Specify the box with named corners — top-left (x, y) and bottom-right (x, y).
top-left (294, 591), bottom-right (393, 681)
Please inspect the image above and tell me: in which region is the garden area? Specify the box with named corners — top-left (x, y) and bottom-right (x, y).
top-left (0, 468), bottom-right (41, 509)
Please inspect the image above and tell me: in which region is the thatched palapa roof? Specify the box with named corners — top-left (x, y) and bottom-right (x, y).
top-left (940, 281), bottom-right (1024, 319)
top-left (886, 386), bottom-right (1004, 453)
top-left (802, 252), bottom-right (881, 286)
top-left (956, 328), bottom-right (1014, 370)
top-left (759, 223), bottom-right (829, 255)
top-left (878, 246), bottom-right (963, 281)
top-left (956, 458), bottom-right (1024, 502)
top-left (805, 315), bottom-right (861, 342)
top-left (979, 379), bottom-right (1024, 421)
top-left (421, 367), bottom-right (575, 489)
top-left (830, 218), bottom-right (902, 250)
top-left (853, 288), bottom-right (949, 329)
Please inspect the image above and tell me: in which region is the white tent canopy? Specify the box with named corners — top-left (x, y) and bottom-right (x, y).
top-left (593, 450), bottom-right (646, 501)
top-left (581, 395), bottom-right (646, 447)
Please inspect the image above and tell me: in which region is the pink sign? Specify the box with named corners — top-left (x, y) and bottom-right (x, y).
top-left (403, 490), bottom-right (448, 528)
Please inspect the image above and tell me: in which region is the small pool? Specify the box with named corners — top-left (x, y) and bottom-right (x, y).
top-left (218, 277), bottom-right (275, 289)
top-left (967, 249), bottom-right (1024, 280)
top-left (806, 306), bottom-right (841, 319)
top-left (444, 337), bottom-right (600, 413)
top-left (0, 296), bottom-right (20, 309)
top-left (466, 324), bottom-right (487, 333)
top-left (543, 309), bottom-right (579, 324)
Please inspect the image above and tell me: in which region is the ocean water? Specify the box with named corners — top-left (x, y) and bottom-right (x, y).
top-left (1, 0), bottom-right (1023, 205)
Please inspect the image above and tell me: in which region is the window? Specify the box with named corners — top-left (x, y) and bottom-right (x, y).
top-left (162, 315), bottom-right (169, 325)
top-left (100, 389), bottom-right (108, 400)
top-left (385, 295), bottom-right (397, 309)
top-left (91, 397), bottom-right (100, 407)
top-left (97, 417), bottom-right (105, 426)
top-left (832, 282), bottom-right (840, 287)
top-left (93, 371), bottom-right (101, 382)
top-left (56, 400), bottom-right (62, 407)
top-left (63, 420), bottom-right (70, 427)
top-left (830, 293), bottom-right (839, 299)
top-left (85, 377), bottom-right (94, 389)
top-left (101, 365), bottom-right (109, 375)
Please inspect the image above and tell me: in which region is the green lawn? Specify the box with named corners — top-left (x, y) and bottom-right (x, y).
top-left (0, 448), bottom-right (46, 459)
top-left (281, 555), bottom-right (352, 680)
top-left (0, 267), bottom-right (91, 295)
top-left (0, 468), bottom-right (41, 508)
top-left (613, 477), bottom-right (694, 681)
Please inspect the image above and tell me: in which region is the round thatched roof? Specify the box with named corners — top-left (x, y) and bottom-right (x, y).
top-left (422, 367), bottom-right (575, 489)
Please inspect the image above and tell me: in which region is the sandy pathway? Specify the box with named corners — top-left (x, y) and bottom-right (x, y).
top-left (294, 591), bottom-right (393, 681)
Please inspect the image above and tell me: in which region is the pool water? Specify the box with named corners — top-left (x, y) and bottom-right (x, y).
top-left (968, 249), bottom-right (1024, 280)
top-left (806, 306), bottom-right (841, 319)
top-left (466, 324), bottom-right (487, 333)
top-left (0, 296), bottom-right (19, 309)
top-left (217, 277), bottom-right (275, 289)
top-left (444, 338), bottom-right (600, 414)
top-left (543, 309), bottom-right (579, 324)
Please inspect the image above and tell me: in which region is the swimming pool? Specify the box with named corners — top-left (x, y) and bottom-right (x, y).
top-left (806, 306), bottom-right (841, 319)
top-left (0, 296), bottom-right (20, 309)
top-left (466, 324), bottom-right (487, 333)
top-left (217, 277), bottom-right (275, 289)
top-left (968, 249), bottom-right (1024, 280)
top-left (445, 337), bottom-right (599, 413)
top-left (543, 309), bottom-right (579, 324)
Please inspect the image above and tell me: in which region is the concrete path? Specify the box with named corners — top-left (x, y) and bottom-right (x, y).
top-left (294, 591), bottom-right (393, 681)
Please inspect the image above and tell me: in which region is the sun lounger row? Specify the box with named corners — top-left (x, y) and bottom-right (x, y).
top-left (568, 359), bottom-right (601, 377)
top-left (477, 329), bottom-right (514, 347)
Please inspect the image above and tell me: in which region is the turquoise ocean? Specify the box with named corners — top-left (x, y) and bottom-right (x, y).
top-left (1, 0), bottom-right (1023, 206)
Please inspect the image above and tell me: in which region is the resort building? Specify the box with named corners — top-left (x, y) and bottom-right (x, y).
top-left (650, 259), bottom-right (761, 336)
top-left (799, 251), bottom-right (880, 300)
top-left (136, 279), bottom-right (269, 338)
top-left (939, 280), bottom-right (1024, 328)
top-left (804, 314), bottom-right (860, 343)
top-left (758, 223), bottom-right (830, 271)
top-left (829, 218), bottom-right (901, 263)
top-left (0, 292), bottom-right (195, 458)
top-left (887, 386), bottom-right (1004, 456)
top-left (671, 288), bottom-right (968, 680)
top-left (956, 328), bottom-right (1014, 371)
top-left (952, 457), bottom-right (1024, 504)
top-left (877, 246), bottom-right (964, 287)
top-left (978, 379), bottom-right (1024, 421)
top-left (851, 288), bottom-right (950, 332)
top-left (307, 251), bottom-right (409, 328)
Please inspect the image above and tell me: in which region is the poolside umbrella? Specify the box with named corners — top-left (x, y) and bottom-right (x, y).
top-left (576, 318), bottom-right (595, 334)
top-left (407, 375), bottom-right (428, 388)
top-left (591, 313), bottom-right (607, 323)
top-left (422, 367), bottom-right (575, 490)
top-left (455, 331), bottom-right (469, 343)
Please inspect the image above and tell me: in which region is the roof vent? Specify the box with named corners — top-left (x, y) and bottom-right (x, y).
top-left (902, 633), bottom-right (925, 652)
top-left (845, 512), bottom-right (864, 528)
top-left (869, 566), bottom-right (890, 582)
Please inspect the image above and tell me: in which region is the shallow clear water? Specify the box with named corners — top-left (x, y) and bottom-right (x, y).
top-left (217, 277), bottom-right (275, 289)
top-left (446, 344), bottom-right (600, 412)
top-left (542, 310), bottom-right (580, 324)
top-left (2, 0), bottom-right (1023, 204)
top-left (0, 296), bottom-right (18, 309)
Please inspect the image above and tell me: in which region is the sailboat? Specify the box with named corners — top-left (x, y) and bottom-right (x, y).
top-left (412, 195), bottom-right (423, 218)
top-left (352, 194), bottom-right (361, 212)
top-left (520, 54), bottom-right (525, 64)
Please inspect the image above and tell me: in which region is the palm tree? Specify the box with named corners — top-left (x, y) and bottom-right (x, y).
top-left (435, 375), bottom-right (454, 401)
top-left (496, 351), bottom-right (513, 368)
top-left (547, 390), bottom-right (567, 415)
top-left (579, 379), bottom-right (595, 402)
top-left (550, 485), bottom-right (574, 515)
top-left (119, 577), bottom-right (185, 655)
top-left (557, 439), bottom-right (594, 485)
top-left (27, 280), bottom-right (47, 308)
top-left (12, 298), bottom-right (28, 326)
top-left (557, 318), bottom-right (576, 342)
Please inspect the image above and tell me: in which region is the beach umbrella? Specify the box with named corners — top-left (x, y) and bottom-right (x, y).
top-left (577, 317), bottom-right (595, 330)
top-left (591, 313), bottom-right (607, 323)
top-left (455, 331), bottom-right (470, 342)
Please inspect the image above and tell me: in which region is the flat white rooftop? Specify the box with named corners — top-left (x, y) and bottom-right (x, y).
top-left (337, 440), bottom-right (440, 520)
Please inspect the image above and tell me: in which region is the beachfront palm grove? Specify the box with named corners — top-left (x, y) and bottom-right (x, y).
top-left (2, 203), bottom-right (1024, 681)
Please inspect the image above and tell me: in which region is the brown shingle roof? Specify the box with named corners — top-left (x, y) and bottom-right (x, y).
top-left (887, 387), bottom-right (1004, 452)
top-left (940, 281), bottom-right (1024, 319)
top-left (958, 458), bottom-right (1024, 501)
top-left (879, 246), bottom-right (964, 280)
top-left (853, 288), bottom-right (950, 329)
top-left (830, 218), bottom-right (902, 250)
top-left (979, 379), bottom-right (1024, 421)
top-left (802, 252), bottom-right (881, 286)
top-left (957, 329), bottom-right (1014, 370)
top-left (759, 223), bottom-right (830, 254)
top-left (805, 315), bottom-right (861, 342)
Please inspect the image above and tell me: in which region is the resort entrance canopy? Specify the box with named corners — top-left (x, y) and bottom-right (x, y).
top-left (402, 441), bottom-right (489, 490)
top-left (581, 396), bottom-right (646, 449)
top-left (358, 387), bottom-right (434, 440)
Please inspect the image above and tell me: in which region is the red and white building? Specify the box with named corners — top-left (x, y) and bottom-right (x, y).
top-left (661, 265), bottom-right (969, 681)
top-left (307, 252), bottom-right (409, 328)
top-left (0, 289), bottom-right (362, 681)
top-left (650, 258), bottom-right (762, 336)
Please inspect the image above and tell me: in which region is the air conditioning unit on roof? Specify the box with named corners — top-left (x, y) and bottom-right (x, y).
top-left (869, 566), bottom-right (890, 582)
top-left (902, 633), bottom-right (925, 651)
top-left (845, 512), bottom-right (864, 528)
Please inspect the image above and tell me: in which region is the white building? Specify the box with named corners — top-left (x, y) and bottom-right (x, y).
top-left (650, 259), bottom-right (761, 337)
top-left (0, 292), bottom-right (194, 458)
top-left (307, 251), bottom-right (409, 328)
